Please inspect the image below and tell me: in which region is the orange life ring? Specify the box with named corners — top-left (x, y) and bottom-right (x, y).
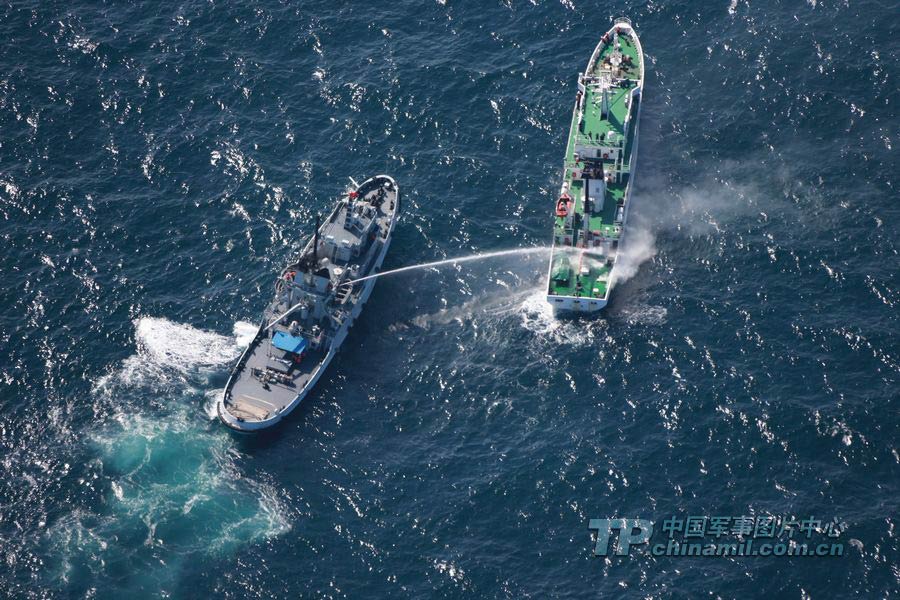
top-left (555, 198), bottom-right (568, 217)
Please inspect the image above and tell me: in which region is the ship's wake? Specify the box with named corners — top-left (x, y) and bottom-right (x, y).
top-left (44, 317), bottom-right (289, 594)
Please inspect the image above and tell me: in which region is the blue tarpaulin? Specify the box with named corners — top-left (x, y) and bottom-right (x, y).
top-left (272, 331), bottom-right (308, 354)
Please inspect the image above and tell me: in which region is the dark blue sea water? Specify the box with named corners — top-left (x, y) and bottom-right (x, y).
top-left (1, 1), bottom-right (897, 597)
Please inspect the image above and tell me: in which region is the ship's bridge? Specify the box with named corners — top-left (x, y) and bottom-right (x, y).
top-left (574, 128), bottom-right (624, 163)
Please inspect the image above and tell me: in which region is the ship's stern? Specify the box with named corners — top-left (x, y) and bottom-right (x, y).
top-left (547, 294), bottom-right (607, 315)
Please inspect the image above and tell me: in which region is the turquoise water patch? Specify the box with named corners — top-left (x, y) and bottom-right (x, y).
top-left (42, 319), bottom-right (288, 595)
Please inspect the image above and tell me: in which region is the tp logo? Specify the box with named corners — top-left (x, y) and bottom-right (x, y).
top-left (589, 519), bottom-right (654, 556)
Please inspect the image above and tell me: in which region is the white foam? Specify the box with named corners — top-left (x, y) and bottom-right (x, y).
top-left (94, 318), bottom-right (252, 392)
top-left (203, 389), bottom-right (222, 421)
top-left (519, 290), bottom-right (600, 346)
top-left (519, 290), bottom-right (558, 335)
top-left (233, 320), bottom-right (258, 348)
top-left (135, 317), bottom-right (242, 369)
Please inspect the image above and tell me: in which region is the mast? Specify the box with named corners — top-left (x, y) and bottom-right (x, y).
top-left (313, 213), bottom-right (320, 266)
top-left (600, 86), bottom-right (609, 119)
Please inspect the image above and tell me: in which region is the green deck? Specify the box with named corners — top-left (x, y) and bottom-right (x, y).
top-left (548, 25), bottom-right (642, 300)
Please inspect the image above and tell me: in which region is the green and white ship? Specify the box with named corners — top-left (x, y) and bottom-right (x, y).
top-left (546, 18), bottom-right (644, 313)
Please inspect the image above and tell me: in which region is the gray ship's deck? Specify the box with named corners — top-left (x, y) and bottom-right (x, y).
top-left (226, 338), bottom-right (325, 421)
top-left (221, 175), bottom-right (398, 427)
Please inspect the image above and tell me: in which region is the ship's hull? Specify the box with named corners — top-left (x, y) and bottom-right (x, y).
top-left (551, 104), bottom-right (641, 316)
top-left (546, 18), bottom-right (644, 315)
top-left (218, 175), bottom-right (399, 432)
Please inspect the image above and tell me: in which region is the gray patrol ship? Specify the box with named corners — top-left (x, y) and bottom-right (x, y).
top-left (218, 174), bottom-right (399, 432)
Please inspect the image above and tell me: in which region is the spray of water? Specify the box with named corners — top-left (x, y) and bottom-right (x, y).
top-left (265, 246), bottom-right (551, 330)
top-left (345, 246), bottom-right (551, 286)
top-left (610, 225), bottom-right (656, 286)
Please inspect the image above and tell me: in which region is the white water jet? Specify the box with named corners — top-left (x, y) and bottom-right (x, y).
top-left (345, 246), bottom-right (552, 286)
top-left (265, 246), bottom-right (551, 330)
